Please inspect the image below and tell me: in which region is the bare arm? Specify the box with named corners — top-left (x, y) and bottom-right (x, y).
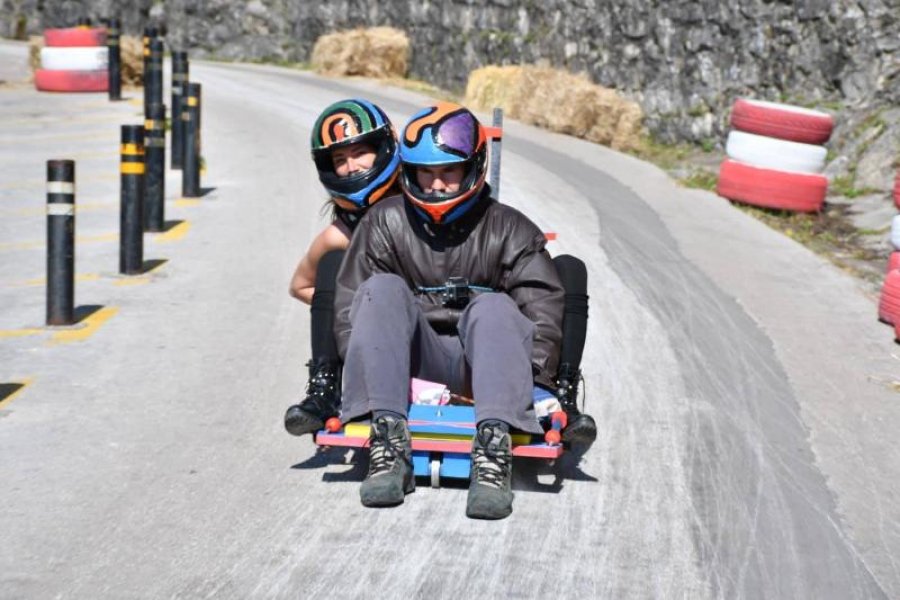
top-left (289, 224), bottom-right (351, 305)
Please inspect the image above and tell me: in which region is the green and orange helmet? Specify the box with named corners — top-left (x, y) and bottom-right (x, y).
top-left (310, 99), bottom-right (400, 211)
top-left (399, 102), bottom-right (488, 225)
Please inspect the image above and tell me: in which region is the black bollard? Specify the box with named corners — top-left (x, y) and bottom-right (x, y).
top-left (120, 125), bottom-right (145, 275)
top-left (46, 160), bottom-right (75, 326)
top-left (76, 16), bottom-right (92, 28)
top-left (107, 17), bottom-right (121, 101)
top-left (146, 39), bottom-right (164, 118)
top-left (181, 82), bottom-right (202, 198)
top-left (489, 108), bottom-right (503, 198)
top-left (144, 103), bottom-right (166, 232)
top-left (141, 26), bottom-right (158, 111)
top-left (170, 51), bottom-right (189, 169)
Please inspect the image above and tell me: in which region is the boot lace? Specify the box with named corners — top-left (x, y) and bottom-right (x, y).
top-left (472, 426), bottom-right (511, 489)
top-left (367, 418), bottom-right (409, 477)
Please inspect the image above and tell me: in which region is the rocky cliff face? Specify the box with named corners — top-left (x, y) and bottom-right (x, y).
top-left (4, 0), bottom-right (898, 185)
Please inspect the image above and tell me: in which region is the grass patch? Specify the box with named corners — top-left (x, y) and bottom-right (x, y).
top-left (831, 174), bottom-right (880, 199)
top-left (678, 169), bottom-right (718, 191)
top-left (629, 135), bottom-right (693, 170)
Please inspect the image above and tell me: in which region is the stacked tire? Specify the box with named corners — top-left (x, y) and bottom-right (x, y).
top-left (878, 173), bottom-right (900, 328)
top-left (717, 99), bottom-right (834, 213)
top-left (35, 27), bottom-right (109, 93)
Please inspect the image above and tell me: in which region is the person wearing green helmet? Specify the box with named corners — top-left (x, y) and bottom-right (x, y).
top-left (283, 98), bottom-right (401, 437)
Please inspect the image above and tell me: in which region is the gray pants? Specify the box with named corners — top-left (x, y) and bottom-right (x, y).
top-left (341, 273), bottom-right (543, 434)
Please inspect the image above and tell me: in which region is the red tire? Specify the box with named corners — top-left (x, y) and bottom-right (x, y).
top-left (731, 98), bottom-right (834, 145)
top-left (716, 159), bottom-right (827, 212)
top-left (43, 28), bottom-right (107, 47)
top-left (879, 269), bottom-right (900, 324)
top-left (887, 252), bottom-right (900, 274)
top-left (894, 170), bottom-right (899, 210)
top-left (34, 69), bottom-right (108, 92)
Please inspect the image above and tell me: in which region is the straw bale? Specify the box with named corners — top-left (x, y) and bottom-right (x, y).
top-left (465, 64), bottom-right (644, 151)
top-left (311, 27), bottom-right (409, 79)
top-left (119, 35), bottom-right (143, 86)
top-left (28, 36), bottom-right (42, 77)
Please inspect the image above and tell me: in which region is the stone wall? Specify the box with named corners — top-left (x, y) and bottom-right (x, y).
top-left (4, 0), bottom-right (898, 162)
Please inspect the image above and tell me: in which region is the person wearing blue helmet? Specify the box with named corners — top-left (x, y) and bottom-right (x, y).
top-left (332, 102), bottom-right (566, 519)
top-left (283, 98), bottom-right (401, 437)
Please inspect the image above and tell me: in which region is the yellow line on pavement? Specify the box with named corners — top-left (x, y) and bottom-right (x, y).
top-left (173, 198), bottom-right (202, 207)
top-left (0, 378), bottom-right (34, 410)
top-left (3, 202), bottom-right (116, 218)
top-left (154, 221), bottom-right (190, 242)
top-left (17, 273), bottom-right (102, 287)
top-left (0, 327), bottom-right (44, 339)
top-left (49, 306), bottom-right (118, 345)
top-left (0, 232), bottom-right (117, 252)
top-left (114, 276), bottom-right (150, 287)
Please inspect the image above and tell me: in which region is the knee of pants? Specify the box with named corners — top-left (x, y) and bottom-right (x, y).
top-left (351, 273), bottom-right (414, 317)
top-left (459, 292), bottom-right (521, 329)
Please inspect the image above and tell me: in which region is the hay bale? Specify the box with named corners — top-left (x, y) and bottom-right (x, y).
top-left (28, 35), bottom-right (42, 77)
top-left (465, 64), bottom-right (644, 152)
top-left (311, 27), bottom-right (409, 79)
top-left (119, 35), bottom-right (143, 86)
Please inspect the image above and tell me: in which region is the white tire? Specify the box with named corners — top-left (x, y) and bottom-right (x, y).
top-left (40, 47), bottom-right (108, 71)
top-left (891, 215), bottom-right (900, 251)
top-left (725, 130), bottom-right (827, 174)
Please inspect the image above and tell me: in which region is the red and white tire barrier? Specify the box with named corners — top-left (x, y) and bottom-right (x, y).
top-left (887, 252), bottom-right (900, 274)
top-left (726, 130), bottom-right (827, 174)
top-left (36, 27), bottom-right (108, 93)
top-left (43, 27), bottom-right (107, 47)
top-left (730, 98), bottom-right (834, 145)
top-left (40, 46), bottom-right (108, 70)
top-left (894, 170), bottom-right (900, 210)
top-left (879, 269), bottom-right (900, 325)
top-left (716, 159), bottom-right (827, 213)
top-left (34, 69), bottom-right (108, 93)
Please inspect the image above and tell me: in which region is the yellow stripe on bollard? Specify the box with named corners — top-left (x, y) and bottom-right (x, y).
top-left (120, 143), bottom-right (144, 155)
top-left (120, 163), bottom-right (145, 175)
top-left (187, 97), bottom-right (198, 107)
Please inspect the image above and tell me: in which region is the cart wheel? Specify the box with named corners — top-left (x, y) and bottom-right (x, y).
top-left (430, 459), bottom-right (441, 488)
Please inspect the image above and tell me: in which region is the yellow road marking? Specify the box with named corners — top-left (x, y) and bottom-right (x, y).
top-left (0, 378), bottom-right (35, 410)
top-left (154, 221), bottom-right (190, 242)
top-left (0, 328), bottom-right (44, 339)
top-left (18, 273), bottom-right (102, 287)
top-left (114, 276), bottom-right (150, 286)
top-left (0, 233), bottom-right (117, 252)
top-left (0, 132), bottom-right (110, 146)
top-left (173, 198), bottom-right (202, 207)
top-left (2, 202), bottom-right (116, 218)
top-left (49, 306), bottom-right (118, 345)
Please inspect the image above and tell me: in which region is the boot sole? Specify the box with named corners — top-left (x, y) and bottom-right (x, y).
top-left (562, 414), bottom-right (598, 446)
top-left (284, 409), bottom-right (325, 436)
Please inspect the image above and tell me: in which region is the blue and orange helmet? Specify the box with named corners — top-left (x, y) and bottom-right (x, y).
top-left (399, 102), bottom-right (488, 225)
top-left (310, 99), bottom-right (400, 211)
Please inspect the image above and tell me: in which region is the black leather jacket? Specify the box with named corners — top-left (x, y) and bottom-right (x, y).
top-left (334, 190), bottom-right (565, 389)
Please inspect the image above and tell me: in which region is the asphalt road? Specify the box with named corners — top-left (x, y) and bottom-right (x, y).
top-left (2, 39), bottom-right (899, 599)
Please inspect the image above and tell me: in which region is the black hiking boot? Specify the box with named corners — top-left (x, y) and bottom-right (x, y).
top-left (284, 360), bottom-right (341, 436)
top-left (466, 421), bottom-right (514, 520)
top-left (556, 363), bottom-right (597, 447)
top-left (359, 415), bottom-right (415, 507)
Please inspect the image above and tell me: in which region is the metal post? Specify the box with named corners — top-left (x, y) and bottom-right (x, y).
top-left (120, 125), bottom-right (145, 275)
top-left (141, 26), bottom-right (158, 112)
top-left (490, 108), bottom-right (503, 199)
top-left (170, 51), bottom-right (189, 169)
top-left (182, 82), bottom-right (202, 198)
top-left (46, 160), bottom-right (75, 326)
top-left (107, 17), bottom-right (121, 101)
top-left (76, 17), bottom-right (92, 28)
top-left (144, 103), bottom-right (166, 232)
top-left (147, 38), bottom-right (164, 118)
